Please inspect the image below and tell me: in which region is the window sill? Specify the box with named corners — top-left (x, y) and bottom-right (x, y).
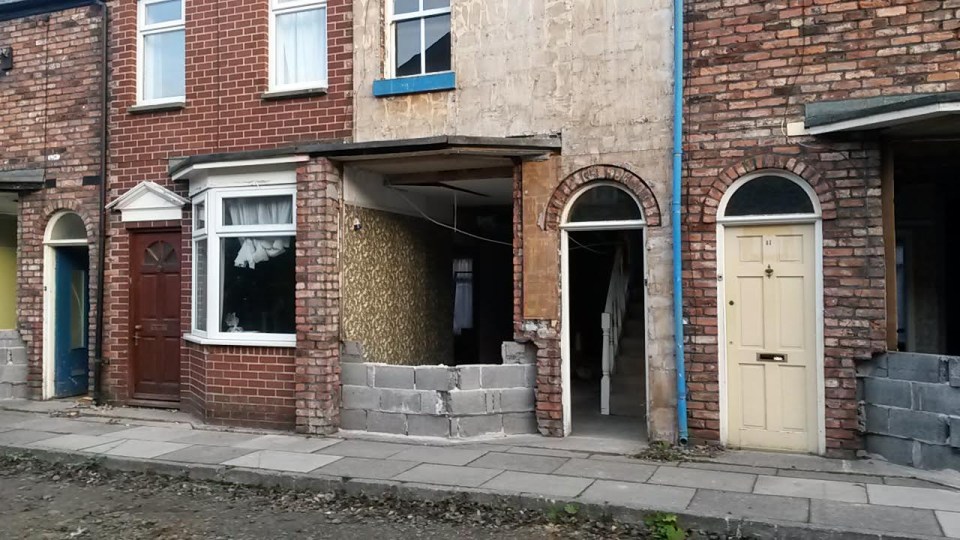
top-left (128, 101), bottom-right (186, 114)
top-left (373, 72), bottom-right (455, 97)
top-left (261, 87), bottom-right (328, 101)
top-left (183, 333), bottom-right (296, 349)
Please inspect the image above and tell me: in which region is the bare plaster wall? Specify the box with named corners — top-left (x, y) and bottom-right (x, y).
top-left (353, 0), bottom-right (677, 441)
top-left (342, 205), bottom-right (455, 366)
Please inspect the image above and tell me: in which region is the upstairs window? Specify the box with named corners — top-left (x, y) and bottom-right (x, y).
top-left (138, 0), bottom-right (186, 104)
top-left (391, 0), bottom-right (451, 77)
top-left (270, 0), bottom-right (328, 91)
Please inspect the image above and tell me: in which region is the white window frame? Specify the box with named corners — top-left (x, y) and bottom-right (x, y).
top-left (386, 0), bottom-right (451, 79)
top-left (189, 184), bottom-right (297, 347)
top-left (268, 0), bottom-right (329, 92)
top-left (137, 0), bottom-right (186, 106)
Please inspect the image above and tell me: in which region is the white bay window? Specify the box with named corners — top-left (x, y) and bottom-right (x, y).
top-left (269, 0), bottom-right (328, 91)
top-left (191, 186), bottom-right (297, 345)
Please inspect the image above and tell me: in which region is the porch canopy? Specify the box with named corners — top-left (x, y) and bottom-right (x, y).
top-left (805, 92), bottom-right (960, 136)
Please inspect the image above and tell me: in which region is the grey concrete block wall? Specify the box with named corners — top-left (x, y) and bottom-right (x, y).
top-left (859, 352), bottom-right (960, 471)
top-left (339, 349), bottom-right (537, 439)
top-left (0, 331), bottom-right (28, 400)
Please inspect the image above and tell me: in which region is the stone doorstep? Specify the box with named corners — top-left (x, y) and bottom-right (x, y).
top-left (0, 446), bottom-right (937, 540)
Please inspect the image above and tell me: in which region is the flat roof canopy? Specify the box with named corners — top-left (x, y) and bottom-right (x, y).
top-left (805, 92), bottom-right (960, 136)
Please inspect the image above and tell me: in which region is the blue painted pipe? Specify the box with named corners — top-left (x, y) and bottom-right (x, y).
top-left (671, 0), bottom-right (689, 445)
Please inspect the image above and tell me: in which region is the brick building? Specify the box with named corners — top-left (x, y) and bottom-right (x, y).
top-left (0, 0), bottom-right (106, 403)
top-left (683, 0), bottom-right (960, 459)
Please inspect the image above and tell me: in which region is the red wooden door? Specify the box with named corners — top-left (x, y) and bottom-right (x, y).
top-left (131, 231), bottom-right (181, 402)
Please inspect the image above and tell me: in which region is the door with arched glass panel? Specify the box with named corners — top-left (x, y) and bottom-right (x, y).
top-left (131, 231), bottom-right (182, 403)
top-left (719, 173), bottom-right (821, 453)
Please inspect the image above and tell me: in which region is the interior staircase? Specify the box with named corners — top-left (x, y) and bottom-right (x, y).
top-left (610, 285), bottom-right (646, 417)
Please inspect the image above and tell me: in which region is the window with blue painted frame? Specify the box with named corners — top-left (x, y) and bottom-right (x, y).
top-left (391, 0), bottom-right (451, 77)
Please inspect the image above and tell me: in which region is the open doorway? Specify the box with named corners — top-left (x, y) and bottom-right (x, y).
top-left (561, 183), bottom-right (647, 441)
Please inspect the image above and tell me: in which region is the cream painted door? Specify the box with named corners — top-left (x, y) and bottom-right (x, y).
top-left (724, 224), bottom-right (818, 452)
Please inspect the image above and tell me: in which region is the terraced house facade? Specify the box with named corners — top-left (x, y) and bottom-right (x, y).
top-left (2, 0), bottom-right (958, 469)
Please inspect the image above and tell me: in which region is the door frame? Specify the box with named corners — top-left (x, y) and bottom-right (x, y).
top-left (716, 172), bottom-right (825, 455)
top-left (559, 181), bottom-right (648, 437)
top-left (128, 227), bottom-right (182, 404)
top-left (42, 212), bottom-right (90, 400)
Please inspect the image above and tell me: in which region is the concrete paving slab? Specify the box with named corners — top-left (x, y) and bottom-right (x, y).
top-left (868, 484), bottom-right (960, 512)
top-left (754, 475), bottom-right (868, 503)
top-left (680, 462), bottom-right (777, 476)
top-left (314, 457), bottom-right (418, 480)
top-left (482, 471), bottom-right (593, 498)
top-left (223, 450), bottom-right (342, 473)
top-left (0, 411), bottom-right (38, 427)
top-left (0, 429), bottom-right (59, 447)
top-left (688, 490), bottom-right (809, 523)
top-left (709, 450), bottom-right (846, 473)
top-left (937, 511), bottom-right (960, 539)
top-left (90, 439), bottom-right (192, 459)
top-left (96, 426), bottom-right (195, 442)
top-left (171, 431), bottom-right (261, 447)
top-left (393, 464), bottom-right (502, 488)
top-left (154, 445), bottom-right (256, 465)
top-left (554, 458), bottom-right (657, 483)
top-left (587, 454), bottom-right (678, 467)
top-left (27, 434), bottom-right (111, 452)
top-left (467, 452), bottom-right (568, 474)
top-left (777, 469), bottom-right (884, 485)
top-left (884, 476), bottom-right (953, 489)
top-left (316, 440), bottom-right (413, 459)
top-left (390, 447), bottom-right (487, 466)
top-left (649, 466), bottom-right (757, 493)
top-left (578, 480), bottom-right (695, 512)
top-left (11, 418), bottom-right (126, 436)
top-left (505, 446), bottom-right (591, 459)
top-left (234, 434), bottom-right (341, 453)
top-left (810, 500), bottom-right (943, 537)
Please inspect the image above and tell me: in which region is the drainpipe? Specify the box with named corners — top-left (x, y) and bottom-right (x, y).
top-left (92, 0), bottom-right (109, 405)
top-left (671, 0), bottom-right (689, 445)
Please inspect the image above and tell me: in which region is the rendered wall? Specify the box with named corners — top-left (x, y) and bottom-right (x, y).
top-left (341, 205), bottom-right (454, 366)
top-left (353, 0), bottom-right (677, 440)
top-left (0, 216), bottom-right (15, 330)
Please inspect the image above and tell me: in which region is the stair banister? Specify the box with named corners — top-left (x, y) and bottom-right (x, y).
top-left (601, 246), bottom-right (630, 415)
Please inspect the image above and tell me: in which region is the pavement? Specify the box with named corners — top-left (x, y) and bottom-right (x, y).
top-left (2, 400), bottom-right (960, 539)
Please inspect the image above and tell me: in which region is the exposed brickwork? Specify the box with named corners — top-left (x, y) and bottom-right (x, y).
top-left (293, 158), bottom-right (342, 435)
top-left (102, 0), bottom-right (353, 427)
top-left (683, 0), bottom-right (960, 454)
top-left (545, 165), bottom-right (662, 229)
top-left (0, 6), bottom-right (105, 397)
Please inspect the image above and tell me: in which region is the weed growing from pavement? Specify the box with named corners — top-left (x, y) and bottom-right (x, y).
top-left (632, 441), bottom-right (721, 463)
top-left (644, 513), bottom-right (687, 540)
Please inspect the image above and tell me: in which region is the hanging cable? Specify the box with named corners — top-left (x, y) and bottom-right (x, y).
top-left (391, 188), bottom-right (513, 247)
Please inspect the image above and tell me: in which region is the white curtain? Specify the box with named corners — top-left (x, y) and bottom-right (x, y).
top-left (143, 29), bottom-right (185, 100)
top-left (226, 197), bottom-right (293, 269)
top-left (276, 8), bottom-right (326, 86)
top-left (453, 258), bottom-right (473, 335)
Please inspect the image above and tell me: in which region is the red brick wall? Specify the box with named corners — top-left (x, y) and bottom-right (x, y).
top-left (103, 0), bottom-right (353, 427)
top-left (683, 0), bottom-right (960, 455)
top-left (0, 6), bottom-right (105, 397)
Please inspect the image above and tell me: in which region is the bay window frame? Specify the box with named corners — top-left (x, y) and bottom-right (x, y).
top-left (137, 0), bottom-right (186, 106)
top-left (189, 185), bottom-right (297, 347)
top-left (386, 0), bottom-right (452, 79)
top-left (268, 0), bottom-right (329, 92)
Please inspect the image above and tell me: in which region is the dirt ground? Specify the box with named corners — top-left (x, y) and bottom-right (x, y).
top-left (0, 454), bottom-right (661, 540)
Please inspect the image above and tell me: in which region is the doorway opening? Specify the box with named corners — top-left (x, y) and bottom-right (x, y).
top-left (43, 211), bottom-right (90, 399)
top-left (561, 183), bottom-right (647, 441)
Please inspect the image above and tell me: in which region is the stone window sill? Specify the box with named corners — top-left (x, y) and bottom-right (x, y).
top-left (261, 87), bottom-right (328, 101)
top-left (183, 333), bottom-right (296, 349)
top-left (128, 101), bottom-right (186, 114)
top-left (373, 72), bottom-right (456, 98)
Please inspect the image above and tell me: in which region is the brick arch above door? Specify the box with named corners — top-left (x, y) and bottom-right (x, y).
top-left (699, 155), bottom-right (840, 224)
top-left (544, 165), bottom-right (662, 230)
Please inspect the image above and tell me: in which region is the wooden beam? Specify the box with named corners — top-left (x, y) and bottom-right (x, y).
top-left (882, 144), bottom-right (898, 351)
top-left (386, 167), bottom-right (516, 185)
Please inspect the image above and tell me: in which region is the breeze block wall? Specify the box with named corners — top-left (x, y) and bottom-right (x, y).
top-left (340, 342), bottom-right (538, 437)
top-left (0, 5), bottom-right (105, 398)
top-left (683, 0), bottom-right (960, 456)
top-left (103, 0), bottom-right (353, 427)
top-left (860, 352), bottom-right (960, 471)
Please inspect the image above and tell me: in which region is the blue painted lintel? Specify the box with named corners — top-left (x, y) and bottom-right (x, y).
top-left (373, 72), bottom-right (456, 97)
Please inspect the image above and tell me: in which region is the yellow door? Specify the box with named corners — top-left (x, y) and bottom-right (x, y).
top-left (724, 224), bottom-right (818, 453)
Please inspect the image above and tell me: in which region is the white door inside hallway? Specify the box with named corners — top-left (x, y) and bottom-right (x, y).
top-left (724, 223), bottom-right (818, 453)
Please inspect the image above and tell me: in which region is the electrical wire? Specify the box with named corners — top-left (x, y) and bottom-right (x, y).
top-left (391, 188), bottom-right (514, 247)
